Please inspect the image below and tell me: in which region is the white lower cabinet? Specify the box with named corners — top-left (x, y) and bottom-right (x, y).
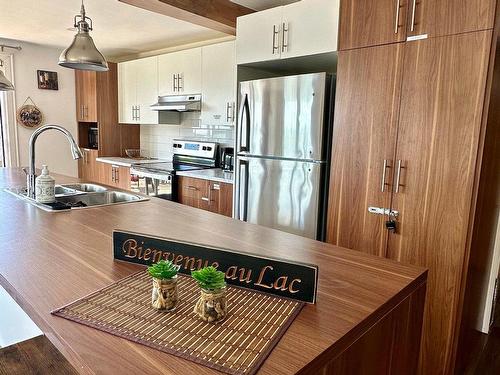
top-left (201, 41), bottom-right (236, 126)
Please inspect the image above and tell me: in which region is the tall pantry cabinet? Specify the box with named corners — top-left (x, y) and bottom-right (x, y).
top-left (329, 0), bottom-right (497, 373)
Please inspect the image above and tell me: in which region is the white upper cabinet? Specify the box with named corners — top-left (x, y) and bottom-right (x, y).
top-left (236, 0), bottom-right (339, 64)
top-left (236, 6), bottom-right (283, 65)
top-left (201, 41), bottom-right (236, 126)
top-left (281, 0), bottom-right (339, 59)
top-left (118, 60), bottom-right (138, 124)
top-left (118, 57), bottom-right (159, 125)
top-left (136, 56), bottom-right (158, 125)
top-left (159, 48), bottom-right (202, 96)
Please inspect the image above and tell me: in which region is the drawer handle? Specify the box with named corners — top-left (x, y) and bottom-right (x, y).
top-left (201, 197), bottom-right (209, 202)
top-left (186, 186), bottom-right (198, 191)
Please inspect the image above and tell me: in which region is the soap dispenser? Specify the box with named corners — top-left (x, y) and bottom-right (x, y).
top-left (35, 165), bottom-right (55, 203)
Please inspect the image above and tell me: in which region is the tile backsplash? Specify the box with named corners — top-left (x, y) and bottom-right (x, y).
top-left (140, 112), bottom-right (235, 160)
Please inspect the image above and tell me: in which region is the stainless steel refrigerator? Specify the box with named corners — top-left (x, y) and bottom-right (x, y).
top-left (235, 72), bottom-right (335, 240)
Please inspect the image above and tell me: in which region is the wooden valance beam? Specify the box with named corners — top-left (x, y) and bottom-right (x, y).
top-left (118, 0), bottom-right (254, 35)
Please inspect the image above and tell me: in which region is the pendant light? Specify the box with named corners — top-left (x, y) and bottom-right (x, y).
top-left (59, 1), bottom-right (108, 71)
top-left (0, 59), bottom-right (14, 91)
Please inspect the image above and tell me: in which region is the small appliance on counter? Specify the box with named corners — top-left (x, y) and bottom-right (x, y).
top-left (221, 147), bottom-right (234, 172)
top-left (88, 127), bottom-right (98, 149)
top-left (130, 140), bottom-right (218, 201)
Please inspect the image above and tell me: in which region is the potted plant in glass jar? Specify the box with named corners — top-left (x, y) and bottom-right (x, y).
top-left (192, 266), bottom-right (227, 323)
top-left (148, 260), bottom-right (180, 311)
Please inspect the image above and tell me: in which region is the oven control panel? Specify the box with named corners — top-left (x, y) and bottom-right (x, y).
top-left (172, 140), bottom-right (218, 159)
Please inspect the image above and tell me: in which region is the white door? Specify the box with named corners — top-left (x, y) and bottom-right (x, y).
top-left (135, 56), bottom-right (158, 125)
top-left (118, 60), bottom-right (138, 124)
top-left (236, 6), bottom-right (283, 65)
top-left (158, 48), bottom-right (201, 95)
top-left (158, 53), bottom-right (176, 96)
top-left (281, 0), bottom-right (339, 59)
top-left (201, 41), bottom-right (236, 126)
top-left (175, 48), bottom-right (202, 94)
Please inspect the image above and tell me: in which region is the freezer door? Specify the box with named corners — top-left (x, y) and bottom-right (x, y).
top-left (236, 156), bottom-right (324, 239)
top-left (237, 73), bottom-right (327, 161)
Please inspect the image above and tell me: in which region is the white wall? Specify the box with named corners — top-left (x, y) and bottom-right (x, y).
top-left (1, 38), bottom-right (78, 177)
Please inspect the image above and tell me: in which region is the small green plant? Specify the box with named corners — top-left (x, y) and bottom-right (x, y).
top-left (191, 266), bottom-right (226, 291)
top-left (148, 260), bottom-right (180, 280)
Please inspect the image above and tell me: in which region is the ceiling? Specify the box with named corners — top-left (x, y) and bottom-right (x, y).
top-left (0, 0), bottom-right (227, 59)
top-left (230, 0), bottom-right (299, 11)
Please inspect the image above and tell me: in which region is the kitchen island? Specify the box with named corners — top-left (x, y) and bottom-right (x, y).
top-left (0, 168), bottom-right (427, 374)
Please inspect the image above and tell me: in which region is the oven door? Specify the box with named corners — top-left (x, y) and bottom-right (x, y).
top-left (130, 173), bottom-right (172, 200)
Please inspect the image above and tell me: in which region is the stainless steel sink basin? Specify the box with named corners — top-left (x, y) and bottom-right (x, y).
top-left (60, 183), bottom-right (107, 193)
top-left (57, 191), bottom-right (144, 206)
top-left (54, 185), bottom-right (80, 197)
top-left (4, 183), bottom-right (148, 211)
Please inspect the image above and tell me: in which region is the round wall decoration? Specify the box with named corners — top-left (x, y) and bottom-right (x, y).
top-left (17, 97), bottom-right (43, 128)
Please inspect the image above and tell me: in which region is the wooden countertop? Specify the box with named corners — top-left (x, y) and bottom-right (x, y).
top-left (0, 168), bottom-right (427, 374)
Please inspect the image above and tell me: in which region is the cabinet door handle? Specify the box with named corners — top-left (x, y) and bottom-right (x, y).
top-left (115, 168), bottom-right (119, 183)
top-left (226, 102), bottom-right (230, 122)
top-left (410, 0), bottom-right (417, 32)
top-left (231, 102), bottom-right (235, 122)
top-left (137, 106), bottom-right (140, 121)
top-left (281, 22), bottom-right (288, 53)
top-left (111, 167), bottom-right (115, 182)
top-left (394, 0), bottom-right (402, 34)
top-left (381, 159), bottom-right (391, 192)
top-left (173, 74), bottom-right (177, 92)
top-left (84, 105), bottom-right (88, 118)
top-left (395, 160), bottom-right (405, 193)
top-left (178, 74), bottom-right (183, 92)
top-left (272, 25), bottom-right (280, 54)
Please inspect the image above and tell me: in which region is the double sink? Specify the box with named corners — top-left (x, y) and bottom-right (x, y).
top-left (6, 183), bottom-right (149, 212)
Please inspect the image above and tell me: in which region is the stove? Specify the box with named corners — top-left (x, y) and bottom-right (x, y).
top-left (129, 140), bottom-right (218, 200)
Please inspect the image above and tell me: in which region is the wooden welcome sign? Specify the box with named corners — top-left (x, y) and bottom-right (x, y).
top-left (113, 230), bottom-right (318, 303)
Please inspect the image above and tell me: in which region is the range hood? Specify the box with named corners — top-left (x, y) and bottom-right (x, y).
top-left (151, 94), bottom-right (201, 112)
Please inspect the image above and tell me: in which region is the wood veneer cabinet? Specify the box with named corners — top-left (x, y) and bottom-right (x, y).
top-left (327, 30), bottom-right (493, 374)
top-left (75, 63), bottom-right (140, 185)
top-left (75, 70), bottom-right (97, 122)
top-left (328, 43), bottom-right (403, 257)
top-left (78, 149), bottom-right (99, 182)
top-left (339, 0), bottom-right (496, 50)
top-left (178, 176), bottom-right (233, 217)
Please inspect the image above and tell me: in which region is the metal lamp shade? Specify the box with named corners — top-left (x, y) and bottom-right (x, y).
top-left (0, 69), bottom-right (14, 91)
top-left (58, 31), bottom-right (108, 72)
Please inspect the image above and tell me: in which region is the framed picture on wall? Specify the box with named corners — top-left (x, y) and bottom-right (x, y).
top-left (37, 70), bottom-right (58, 90)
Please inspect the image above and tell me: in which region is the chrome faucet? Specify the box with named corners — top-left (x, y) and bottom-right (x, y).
top-left (27, 125), bottom-right (83, 199)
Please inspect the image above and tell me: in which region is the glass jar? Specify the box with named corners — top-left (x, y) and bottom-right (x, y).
top-left (151, 276), bottom-right (178, 311)
top-left (193, 287), bottom-right (227, 323)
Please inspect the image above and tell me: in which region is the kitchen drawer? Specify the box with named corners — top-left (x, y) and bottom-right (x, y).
top-left (178, 176), bottom-right (208, 210)
top-left (178, 176), bottom-right (232, 216)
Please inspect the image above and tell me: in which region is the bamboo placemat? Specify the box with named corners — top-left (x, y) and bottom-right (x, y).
top-left (52, 271), bottom-right (304, 375)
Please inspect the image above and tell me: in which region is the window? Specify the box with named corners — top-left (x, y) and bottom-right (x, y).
top-left (0, 99), bottom-right (4, 167)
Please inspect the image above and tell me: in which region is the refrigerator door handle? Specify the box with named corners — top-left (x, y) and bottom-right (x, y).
top-left (238, 93), bottom-right (250, 153)
top-left (237, 157), bottom-right (249, 221)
